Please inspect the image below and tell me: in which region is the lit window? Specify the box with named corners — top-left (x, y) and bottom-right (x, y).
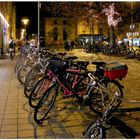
top-left (130, 24), bottom-right (135, 29)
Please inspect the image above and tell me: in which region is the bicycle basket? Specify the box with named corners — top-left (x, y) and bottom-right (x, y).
top-left (104, 62), bottom-right (128, 80)
top-left (49, 58), bottom-right (68, 74)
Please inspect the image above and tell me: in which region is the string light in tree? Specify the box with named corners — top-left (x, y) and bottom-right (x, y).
top-left (102, 3), bottom-right (121, 27)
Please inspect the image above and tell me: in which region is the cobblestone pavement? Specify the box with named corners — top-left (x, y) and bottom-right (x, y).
top-left (0, 49), bottom-right (139, 138)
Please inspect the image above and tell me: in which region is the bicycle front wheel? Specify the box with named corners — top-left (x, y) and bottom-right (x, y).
top-left (34, 83), bottom-right (58, 124)
top-left (24, 65), bottom-right (43, 98)
top-left (17, 64), bottom-right (33, 85)
top-left (29, 75), bottom-right (52, 108)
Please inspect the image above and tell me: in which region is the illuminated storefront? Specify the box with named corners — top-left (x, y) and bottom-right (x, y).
top-left (0, 2), bottom-right (16, 58)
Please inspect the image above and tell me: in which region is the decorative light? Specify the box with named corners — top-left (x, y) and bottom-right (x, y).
top-left (0, 12), bottom-right (9, 27)
top-left (102, 3), bottom-right (121, 27)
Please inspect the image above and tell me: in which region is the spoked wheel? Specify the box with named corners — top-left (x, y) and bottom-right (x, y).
top-left (103, 80), bottom-right (123, 111)
top-left (17, 64), bottom-right (33, 85)
top-left (24, 66), bottom-right (43, 98)
top-left (34, 84), bottom-right (58, 124)
top-left (29, 75), bottom-right (52, 108)
top-left (84, 121), bottom-right (106, 139)
top-left (89, 79), bottom-right (123, 115)
top-left (135, 49), bottom-right (140, 60)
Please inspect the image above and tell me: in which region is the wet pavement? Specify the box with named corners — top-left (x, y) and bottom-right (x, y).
top-left (0, 49), bottom-right (140, 138)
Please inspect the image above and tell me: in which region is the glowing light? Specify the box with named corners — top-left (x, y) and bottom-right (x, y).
top-left (102, 3), bottom-right (121, 27)
top-left (130, 24), bottom-right (135, 29)
top-left (22, 19), bottom-right (29, 25)
top-left (0, 12), bottom-right (9, 27)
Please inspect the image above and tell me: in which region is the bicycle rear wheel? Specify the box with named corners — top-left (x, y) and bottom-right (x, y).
top-left (84, 121), bottom-right (106, 139)
top-left (89, 79), bottom-right (123, 115)
top-left (34, 83), bottom-right (58, 124)
top-left (29, 75), bottom-right (51, 108)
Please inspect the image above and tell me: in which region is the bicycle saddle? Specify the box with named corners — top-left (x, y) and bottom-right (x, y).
top-left (92, 61), bottom-right (106, 67)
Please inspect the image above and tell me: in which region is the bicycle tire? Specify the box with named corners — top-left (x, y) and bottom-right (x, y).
top-left (135, 49), bottom-right (140, 60)
top-left (17, 64), bottom-right (33, 85)
top-left (89, 79), bottom-right (123, 115)
top-left (15, 54), bottom-right (27, 74)
top-left (84, 121), bottom-right (106, 139)
top-left (29, 75), bottom-right (51, 108)
top-left (24, 65), bottom-right (43, 98)
top-left (34, 83), bottom-right (58, 124)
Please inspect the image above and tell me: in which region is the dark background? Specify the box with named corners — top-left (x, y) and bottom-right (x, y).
top-left (15, 2), bottom-right (38, 34)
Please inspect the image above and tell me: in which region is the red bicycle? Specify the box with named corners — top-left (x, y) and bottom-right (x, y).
top-left (31, 58), bottom-right (125, 124)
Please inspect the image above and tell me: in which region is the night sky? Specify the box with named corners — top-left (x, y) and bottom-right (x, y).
top-left (15, 2), bottom-right (38, 34)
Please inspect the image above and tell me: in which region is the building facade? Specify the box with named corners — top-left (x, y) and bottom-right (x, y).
top-left (117, 9), bottom-right (140, 46)
top-left (42, 17), bottom-right (109, 46)
top-left (0, 2), bottom-right (16, 57)
top-left (43, 17), bottom-right (77, 46)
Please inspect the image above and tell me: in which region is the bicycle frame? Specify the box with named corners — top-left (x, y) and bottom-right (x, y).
top-left (46, 68), bottom-right (87, 98)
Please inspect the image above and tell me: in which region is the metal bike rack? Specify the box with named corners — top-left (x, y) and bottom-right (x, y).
top-left (117, 98), bottom-right (140, 112)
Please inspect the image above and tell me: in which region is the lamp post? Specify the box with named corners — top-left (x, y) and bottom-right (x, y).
top-left (131, 2), bottom-right (134, 47)
top-left (21, 19), bottom-right (29, 37)
top-left (21, 29), bottom-right (25, 39)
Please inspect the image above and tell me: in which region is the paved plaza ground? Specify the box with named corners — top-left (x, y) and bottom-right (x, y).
top-left (0, 49), bottom-right (140, 138)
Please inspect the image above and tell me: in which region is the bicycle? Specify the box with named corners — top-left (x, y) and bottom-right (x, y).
top-left (28, 57), bottom-right (88, 108)
top-left (83, 79), bottom-right (124, 138)
top-left (24, 52), bottom-right (68, 98)
top-left (84, 96), bottom-right (140, 138)
top-left (32, 58), bottom-right (126, 124)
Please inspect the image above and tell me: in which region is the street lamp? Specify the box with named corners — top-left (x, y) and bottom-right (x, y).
top-left (21, 18), bottom-right (29, 36)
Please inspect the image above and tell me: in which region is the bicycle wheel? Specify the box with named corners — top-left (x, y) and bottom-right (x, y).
top-left (34, 84), bottom-right (58, 124)
top-left (29, 75), bottom-right (51, 108)
top-left (15, 54), bottom-right (27, 74)
top-left (17, 64), bottom-right (33, 85)
top-left (104, 80), bottom-right (123, 111)
top-left (24, 65), bottom-right (43, 98)
top-left (135, 49), bottom-right (140, 60)
top-left (89, 79), bottom-right (123, 115)
top-left (84, 121), bottom-right (106, 139)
